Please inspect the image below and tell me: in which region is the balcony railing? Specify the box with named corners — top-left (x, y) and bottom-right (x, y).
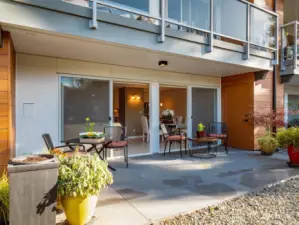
top-left (281, 21), bottom-right (299, 74)
top-left (68, 0), bottom-right (279, 62)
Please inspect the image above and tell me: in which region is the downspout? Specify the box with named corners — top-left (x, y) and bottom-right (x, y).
top-left (273, 0), bottom-right (278, 133)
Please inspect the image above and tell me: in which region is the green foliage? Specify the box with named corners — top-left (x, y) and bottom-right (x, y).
top-left (197, 123), bottom-right (205, 132)
top-left (57, 154), bottom-right (113, 197)
top-left (258, 133), bottom-right (278, 154)
top-left (0, 173), bottom-right (9, 224)
top-left (84, 117), bottom-right (95, 133)
top-left (277, 127), bottom-right (299, 149)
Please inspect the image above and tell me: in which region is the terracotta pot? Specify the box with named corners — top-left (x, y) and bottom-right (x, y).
top-left (287, 145), bottom-right (299, 166)
top-left (196, 131), bottom-right (206, 138)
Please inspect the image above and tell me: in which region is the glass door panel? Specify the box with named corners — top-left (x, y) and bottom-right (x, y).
top-left (61, 76), bottom-right (110, 140)
top-left (192, 88), bottom-right (217, 136)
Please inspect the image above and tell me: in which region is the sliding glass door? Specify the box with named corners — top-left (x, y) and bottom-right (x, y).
top-left (191, 87), bottom-right (217, 136)
top-left (60, 76), bottom-right (111, 140)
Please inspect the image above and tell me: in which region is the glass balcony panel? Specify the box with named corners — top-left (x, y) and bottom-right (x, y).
top-left (167, 0), bottom-right (210, 30)
top-left (103, 0), bottom-right (149, 12)
top-left (213, 0), bottom-right (247, 41)
top-left (251, 7), bottom-right (276, 48)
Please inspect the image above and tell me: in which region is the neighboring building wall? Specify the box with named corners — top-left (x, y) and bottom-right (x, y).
top-left (0, 32), bottom-right (15, 173)
top-left (16, 53), bottom-right (220, 156)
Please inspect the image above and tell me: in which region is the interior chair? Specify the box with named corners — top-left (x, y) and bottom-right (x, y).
top-left (160, 123), bottom-right (187, 158)
top-left (141, 116), bottom-right (150, 142)
top-left (104, 126), bottom-right (129, 168)
top-left (42, 133), bottom-right (85, 152)
top-left (174, 116), bottom-right (183, 124)
top-left (208, 122), bottom-right (228, 154)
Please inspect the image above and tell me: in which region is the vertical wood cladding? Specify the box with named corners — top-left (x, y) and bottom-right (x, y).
top-left (0, 32), bottom-right (15, 173)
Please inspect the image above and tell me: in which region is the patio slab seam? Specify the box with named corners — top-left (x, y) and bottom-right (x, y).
top-left (112, 186), bottom-right (152, 223)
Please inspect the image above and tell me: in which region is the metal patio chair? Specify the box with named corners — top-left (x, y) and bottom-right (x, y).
top-left (207, 122), bottom-right (228, 154)
top-left (104, 126), bottom-right (129, 168)
top-left (160, 123), bottom-right (187, 158)
top-left (42, 133), bottom-right (85, 151)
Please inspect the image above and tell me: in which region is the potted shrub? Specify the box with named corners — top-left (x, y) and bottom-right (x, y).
top-left (197, 123), bottom-right (206, 138)
top-left (0, 173), bottom-right (9, 225)
top-left (258, 132), bottom-right (278, 155)
top-left (277, 127), bottom-right (299, 167)
top-left (58, 152), bottom-right (113, 225)
top-left (79, 117), bottom-right (105, 143)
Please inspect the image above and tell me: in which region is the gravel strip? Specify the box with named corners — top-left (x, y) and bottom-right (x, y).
top-left (157, 178), bottom-right (299, 225)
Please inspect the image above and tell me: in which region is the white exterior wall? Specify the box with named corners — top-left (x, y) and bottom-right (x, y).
top-left (16, 53), bottom-right (220, 156)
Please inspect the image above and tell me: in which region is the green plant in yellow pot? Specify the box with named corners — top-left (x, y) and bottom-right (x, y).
top-left (58, 152), bottom-right (113, 225)
top-left (258, 132), bottom-right (278, 155)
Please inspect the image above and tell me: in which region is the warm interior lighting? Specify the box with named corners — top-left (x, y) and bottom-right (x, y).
top-left (158, 60), bottom-right (168, 67)
top-left (131, 94), bottom-right (140, 100)
top-left (160, 102), bottom-right (163, 107)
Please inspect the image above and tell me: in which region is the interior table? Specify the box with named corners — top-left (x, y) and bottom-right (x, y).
top-left (165, 123), bottom-right (187, 134)
top-left (63, 138), bottom-right (116, 171)
top-left (187, 137), bottom-right (219, 158)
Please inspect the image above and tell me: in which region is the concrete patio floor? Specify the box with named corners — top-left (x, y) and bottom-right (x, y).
top-left (56, 148), bottom-right (298, 225)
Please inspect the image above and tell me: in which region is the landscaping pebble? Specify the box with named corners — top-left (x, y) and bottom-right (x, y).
top-left (157, 178), bottom-right (299, 225)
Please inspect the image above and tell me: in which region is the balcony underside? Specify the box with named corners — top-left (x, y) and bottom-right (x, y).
top-left (3, 26), bottom-right (272, 77)
top-left (0, 0), bottom-right (274, 75)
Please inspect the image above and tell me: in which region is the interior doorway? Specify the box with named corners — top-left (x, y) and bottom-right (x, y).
top-left (113, 82), bottom-right (150, 156)
top-left (159, 86), bottom-right (187, 152)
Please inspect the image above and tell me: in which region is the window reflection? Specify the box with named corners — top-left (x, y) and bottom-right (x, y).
top-left (167, 0), bottom-right (210, 30)
top-left (251, 7), bottom-right (276, 48)
top-left (104, 0), bottom-right (149, 12)
top-left (213, 0), bottom-right (247, 41)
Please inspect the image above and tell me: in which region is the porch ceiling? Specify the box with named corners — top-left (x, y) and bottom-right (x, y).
top-left (5, 27), bottom-right (262, 77)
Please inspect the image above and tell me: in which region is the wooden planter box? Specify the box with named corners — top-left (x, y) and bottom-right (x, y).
top-left (8, 157), bottom-right (59, 225)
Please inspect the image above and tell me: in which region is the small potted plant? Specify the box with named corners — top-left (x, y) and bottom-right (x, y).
top-left (0, 173), bottom-right (9, 225)
top-left (79, 117), bottom-right (105, 143)
top-left (58, 151), bottom-right (113, 225)
top-left (276, 127), bottom-right (299, 167)
top-left (258, 132), bottom-right (278, 156)
top-left (161, 109), bottom-right (174, 124)
top-left (197, 123), bottom-right (206, 138)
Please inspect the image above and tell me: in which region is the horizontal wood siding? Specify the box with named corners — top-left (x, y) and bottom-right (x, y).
top-left (0, 32), bottom-right (15, 173)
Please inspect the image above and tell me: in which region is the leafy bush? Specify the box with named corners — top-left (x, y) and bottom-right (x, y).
top-left (258, 133), bottom-right (278, 154)
top-left (0, 173), bottom-right (9, 224)
top-left (57, 154), bottom-right (113, 197)
top-left (277, 127), bottom-right (299, 149)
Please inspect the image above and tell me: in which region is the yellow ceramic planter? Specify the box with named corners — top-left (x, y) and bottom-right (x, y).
top-left (61, 195), bottom-right (98, 225)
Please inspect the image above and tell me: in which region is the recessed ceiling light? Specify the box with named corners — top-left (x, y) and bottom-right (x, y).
top-left (159, 60), bottom-right (168, 67)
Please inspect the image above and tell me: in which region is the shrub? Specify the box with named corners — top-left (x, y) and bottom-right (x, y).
top-left (276, 127), bottom-right (299, 149)
top-left (0, 173), bottom-right (9, 224)
top-left (57, 153), bottom-right (113, 197)
top-left (258, 133), bottom-right (278, 153)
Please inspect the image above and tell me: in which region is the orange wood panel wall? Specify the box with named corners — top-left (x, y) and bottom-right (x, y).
top-left (222, 73), bottom-right (255, 150)
top-left (0, 32), bottom-right (15, 173)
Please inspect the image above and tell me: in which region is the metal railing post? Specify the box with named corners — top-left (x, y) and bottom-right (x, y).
top-left (207, 0), bottom-right (213, 52)
top-left (158, 0), bottom-right (165, 43)
top-left (294, 23), bottom-right (297, 70)
top-left (89, 0), bottom-right (98, 29)
top-left (244, 3), bottom-right (250, 60)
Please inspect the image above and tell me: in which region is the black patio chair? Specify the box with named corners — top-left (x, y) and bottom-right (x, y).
top-left (103, 126), bottom-right (129, 168)
top-left (42, 133), bottom-right (85, 151)
top-left (207, 122), bottom-right (228, 154)
top-left (160, 123), bottom-right (187, 158)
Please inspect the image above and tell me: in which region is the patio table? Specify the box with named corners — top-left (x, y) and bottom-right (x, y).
top-left (63, 138), bottom-right (116, 171)
top-left (187, 137), bottom-right (218, 158)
